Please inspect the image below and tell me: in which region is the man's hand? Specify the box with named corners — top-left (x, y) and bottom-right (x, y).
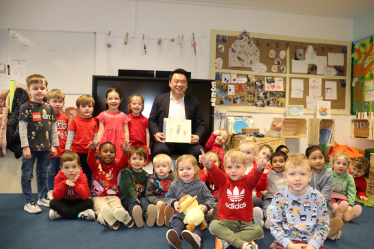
top-left (200, 205), bottom-right (207, 213)
top-left (199, 149), bottom-right (212, 168)
top-left (87, 141), bottom-right (97, 150)
top-left (50, 146), bottom-right (57, 158)
top-left (174, 202), bottom-right (180, 212)
top-left (121, 141), bottom-right (132, 153)
top-left (256, 154), bottom-right (268, 172)
top-left (190, 134), bottom-right (199, 144)
top-left (155, 132), bottom-right (166, 143)
top-left (156, 201), bottom-right (164, 207)
top-left (66, 179), bottom-right (75, 187)
top-left (23, 147), bottom-right (32, 159)
top-left (360, 196), bottom-right (368, 201)
top-left (72, 170), bottom-right (80, 183)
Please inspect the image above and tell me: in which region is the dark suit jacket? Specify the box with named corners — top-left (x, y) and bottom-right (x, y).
top-left (148, 92), bottom-right (205, 140)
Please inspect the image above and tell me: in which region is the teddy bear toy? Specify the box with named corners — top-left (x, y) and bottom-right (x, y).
top-left (179, 194), bottom-right (208, 232)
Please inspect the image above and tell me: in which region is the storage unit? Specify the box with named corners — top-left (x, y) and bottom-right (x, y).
top-left (350, 119), bottom-right (374, 140)
top-left (308, 118), bottom-right (335, 146)
top-left (272, 117), bottom-right (308, 138)
top-left (225, 135), bottom-right (285, 152)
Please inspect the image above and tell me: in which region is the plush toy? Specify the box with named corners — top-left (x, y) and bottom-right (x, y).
top-left (179, 195), bottom-right (208, 232)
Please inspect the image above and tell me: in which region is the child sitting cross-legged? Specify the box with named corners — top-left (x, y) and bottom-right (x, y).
top-left (49, 151), bottom-right (94, 220)
top-left (145, 153), bottom-right (175, 226)
top-left (121, 146), bottom-right (158, 228)
top-left (201, 149), bottom-right (268, 249)
top-left (87, 140), bottom-right (134, 230)
top-left (270, 153), bottom-right (330, 249)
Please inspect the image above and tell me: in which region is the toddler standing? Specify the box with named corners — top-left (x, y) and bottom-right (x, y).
top-left (46, 89), bottom-right (69, 200)
top-left (19, 74), bottom-right (58, 213)
top-left (127, 94), bottom-right (151, 164)
top-left (96, 88), bottom-right (130, 162)
top-left (145, 154), bottom-right (175, 226)
top-left (166, 155), bottom-right (215, 249)
top-left (204, 129), bottom-right (228, 167)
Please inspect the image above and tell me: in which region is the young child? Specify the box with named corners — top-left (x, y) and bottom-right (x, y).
top-left (19, 74), bottom-right (58, 213)
top-left (145, 154), bottom-right (175, 226)
top-left (65, 94), bottom-right (98, 188)
top-left (306, 145), bottom-right (343, 239)
top-left (127, 94), bottom-right (151, 164)
top-left (326, 152), bottom-right (362, 222)
top-left (166, 155), bottom-right (215, 249)
top-left (96, 88), bottom-right (130, 162)
top-left (46, 89), bottom-right (69, 200)
top-left (87, 140), bottom-right (133, 230)
top-left (204, 129), bottom-right (228, 167)
top-left (201, 149), bottom-right (267, 249)
top-left (121, 146), bottom-right (157, 228)
top-left (270, 153), bottom-right (330, 249)
top-left (237, 140), bottom-right (268, 209)
top-left (275, 145), bottom-right (290, 156)
top-left (349, 157), bottom-right (370, 201)
top-left (49, 151), bottom-right (94, 220)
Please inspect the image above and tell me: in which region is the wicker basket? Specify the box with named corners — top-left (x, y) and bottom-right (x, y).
top-left (226, 134), bottom-right (285, 152)
top-left (354, 128), bottom-right (369, 138)
top-left (369, 153), bottom-right (374, 195)
top-left (241, 128), bottom-right (259, 134)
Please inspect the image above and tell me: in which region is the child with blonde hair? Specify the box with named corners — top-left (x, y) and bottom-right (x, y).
top-left (96, 88), bottom-right (130, 162)
top-left (326, 152), bottom-right (362, 222)
top-left (145, 154), bottom-right (175, 226)
top-left (204, 129), bottom-right (228, 167)
top-left (127, 93), bottom-right (151, 164)
top-left (165, 155), bottom-right (215, 249)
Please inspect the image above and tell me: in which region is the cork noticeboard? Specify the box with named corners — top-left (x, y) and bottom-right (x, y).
top-left (211, 29), bottom-right (351, 114)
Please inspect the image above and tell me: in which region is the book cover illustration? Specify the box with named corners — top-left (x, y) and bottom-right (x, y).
top-left (163, 118), bottom-right (191, 143)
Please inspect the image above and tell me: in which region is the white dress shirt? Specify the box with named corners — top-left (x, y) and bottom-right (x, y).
top-left (168, 91), bottom-right (186, 120)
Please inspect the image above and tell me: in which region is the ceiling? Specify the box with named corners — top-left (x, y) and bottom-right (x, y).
top-left (141, 0), bottom-right (374, 19)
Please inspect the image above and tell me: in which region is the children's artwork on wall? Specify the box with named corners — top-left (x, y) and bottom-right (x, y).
top-left (228, 85), bottom-right (235, 95)
top-left (306, 96), bottom-right (323, 109)
top-left (365, 80), bottom-right (374, 91)
top-left (291, 79), bottom-right (304, 98)
top-left (316, 101), bottom-right (331, 118)
top-left (237, 76), bottom-right (247, 83)
top-left (328, 53), bottom-right (344, 66)
top-left (229, 31), bottom-right (260, 67)
top-left (231, 73), bottom-right (237, 83)
top-left (295, 49), bottom-right (304, 60)
top-left (274, 77), bottom-right (284, 91)
top-left (215, 57), bottom-right (223, 69)
top-left (323, 67), bottom-right (337, 77)
top-left (325, 81), bottom-right (337, 100)
top-left (265, 76), bottom-right (275, 91)
top-left (269, 50), bottom-right (275, 58)
top-left (274, 58), bottom-right (281, 66)
top-left (218, 44), bottom-right (224, 53)
top-left (309, 78), bottom-right (322, 97)
top-left (235, 83), bottom-right (246, 93)
top-left (287, 105), bottom-right (304, 117)
top-left (279, 50), bottom-right (286, 59)
top-left (271, 65), bottom-right (278, 72)
top-left (280, 65), bottom-right (286, 73)
top-left (255, 79), bottom-right (264, 92)
top-left (215, 72), bottom-right (221, 80)
top-left (251, 62), bottom-right (267, 73)
top-left (163, 118), bottom-right (191, 143)
top-left (222, 73), bottom-right (230, 83)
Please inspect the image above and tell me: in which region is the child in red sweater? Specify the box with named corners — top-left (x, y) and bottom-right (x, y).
top-left (204, 129), bottom-right (228, 167)
top-left (49, 151), bottom-right (94, 220)
top-left (349, 156), bottom-right (370, 201)
top-left (200, 149), bottom-right (268, 249)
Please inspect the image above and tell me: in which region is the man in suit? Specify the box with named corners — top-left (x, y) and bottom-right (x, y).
top-left (148, 68), bottom-right (205, 159)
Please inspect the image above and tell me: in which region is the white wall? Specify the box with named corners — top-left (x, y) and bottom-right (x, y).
top-left (2, 0), bottom-right (372, 193)
top-left (353, 9), bottom-right (374, 42)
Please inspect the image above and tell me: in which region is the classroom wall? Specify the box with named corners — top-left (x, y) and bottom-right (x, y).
top-left (353, 9), bottom-right (374, 42)
top-left (2, 0), bottom-right (371, 193)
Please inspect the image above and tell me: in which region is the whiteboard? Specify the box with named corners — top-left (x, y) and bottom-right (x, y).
top-left (8, 30), bottom-right (95, 94)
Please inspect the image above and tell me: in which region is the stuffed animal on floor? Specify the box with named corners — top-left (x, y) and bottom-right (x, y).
top-left (179, 195), bottom-right (208, 232)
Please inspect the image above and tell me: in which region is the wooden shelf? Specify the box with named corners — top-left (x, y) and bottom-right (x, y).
top-left (350, 119), bottom-right (374, 140)
top-left (272, 117), bottom-right (307, 138)
top-left (308, 118), bottom-right (335, 146)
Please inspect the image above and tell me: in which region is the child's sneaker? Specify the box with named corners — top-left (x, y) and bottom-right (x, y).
top-left (132, 205), bottom-right (144, 227)
top-left (327, 217), bottom-right (343, 237)
top-left (37, 195), bottom-right (51, 207)
top-left (24, 201), bottom-right (42, 214)
top-left (146, 204), bottom-right (157, 227)
top-left (328, 230), bottom-right (341, 240)
top-left (253, 207), bottom-right (264, 227)
top-left (157, 203), bottom-right (167, 226)
top-left (165, 205), bottom-right (174, 226)
top-left (181, 230), bottom-right (201, 249)
top-left (47, 190), bottom-right (54, 200)
top-left (215, 236), bottom-right (229, 249)
top-left (166, 229), bottom-right (183, 249)
top-left (101, 205), bottom-right (120, 230)
top-left (49, 209), bottom-right (62, 220)
top-left (78, 209), bottom-right (95, 220)
top-left (113, 208), bottom-right (134, 228)
top-left (264, 205), bottom-right (272, 229)
top-left (241, 241), bottom-right (258, 249)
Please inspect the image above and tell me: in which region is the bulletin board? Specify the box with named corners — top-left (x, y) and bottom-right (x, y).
top-left (351, 35), bottom-right (374, 114)
top-left (211, 29), bottom-right (352, 114)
